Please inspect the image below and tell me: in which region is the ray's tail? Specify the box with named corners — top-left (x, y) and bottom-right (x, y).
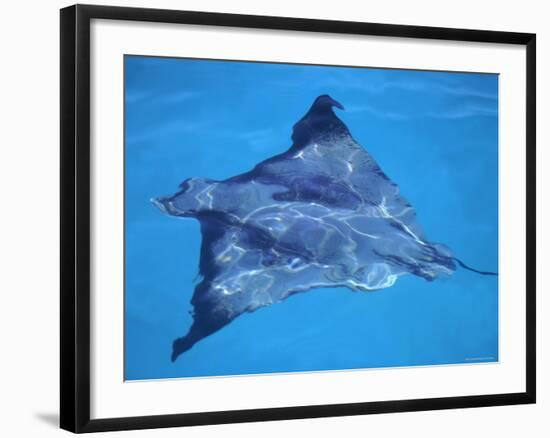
top-left (453, 257), bottom-right (498, 276)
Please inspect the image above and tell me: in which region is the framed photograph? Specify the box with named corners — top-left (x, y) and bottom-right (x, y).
top-left (60, 4), bottom-right (536, 433)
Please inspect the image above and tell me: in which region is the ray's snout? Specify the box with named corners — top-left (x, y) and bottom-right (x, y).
top-left (330, 96), bottom-right (344, 110)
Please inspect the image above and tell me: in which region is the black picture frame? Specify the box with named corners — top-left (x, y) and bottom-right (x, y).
top-left (60, 4), bottom-right (536, 433)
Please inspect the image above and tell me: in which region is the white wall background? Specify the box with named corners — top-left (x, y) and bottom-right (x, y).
top-left (0, 0), bottom-right (546, 436)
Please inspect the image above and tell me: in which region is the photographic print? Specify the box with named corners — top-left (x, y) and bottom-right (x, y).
top-left (124, 55), bottom-right (499, 381)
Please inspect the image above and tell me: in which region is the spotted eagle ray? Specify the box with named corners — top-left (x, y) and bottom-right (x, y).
top-left (153, 94), bottom-right (496, 362)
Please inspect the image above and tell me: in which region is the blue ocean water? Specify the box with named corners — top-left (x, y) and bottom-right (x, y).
top-left (124, 55), bottom-right (498, 381)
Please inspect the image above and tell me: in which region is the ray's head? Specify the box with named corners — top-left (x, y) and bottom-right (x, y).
top-left (308, 94), bottom-right (345, 114)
